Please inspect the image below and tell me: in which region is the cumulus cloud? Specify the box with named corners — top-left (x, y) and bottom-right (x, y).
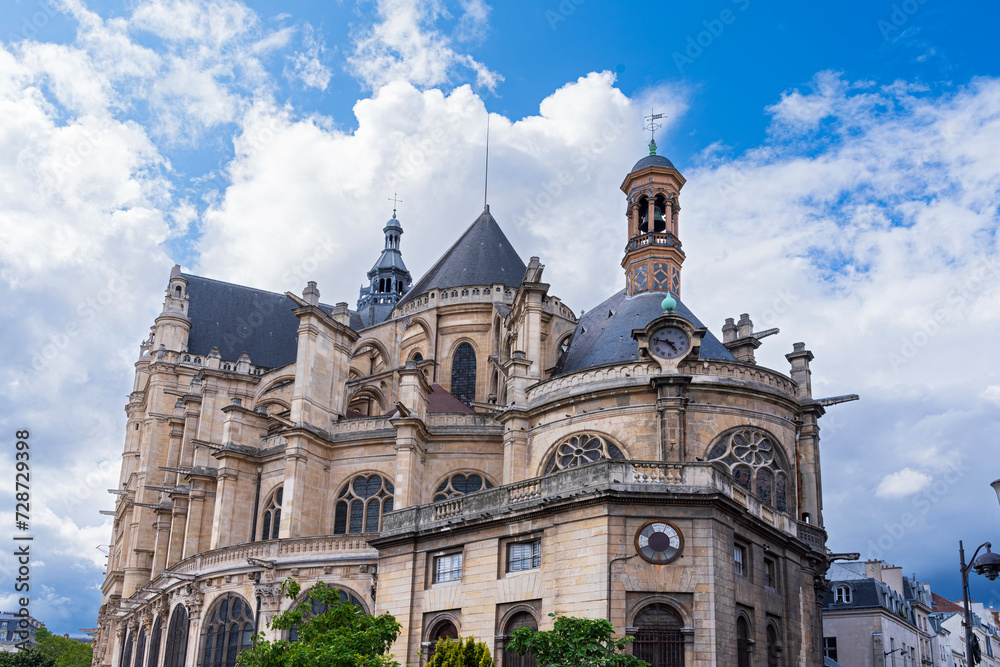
top-left (286, 24), bottom-right (332, 90)
top-left (875, 468), bottom-right (934, 498)
top-left (348, 0), bottom-right (501, 91)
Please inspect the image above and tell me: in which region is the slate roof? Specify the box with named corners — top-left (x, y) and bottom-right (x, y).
top-left (557, 289), bottom-right (736, 375)
top-left (183, 273), bottom-right (362, 368)
top-left (397, 207), bottom-right (526, 307)
top-left (631, 154), bottom-right (677, 172)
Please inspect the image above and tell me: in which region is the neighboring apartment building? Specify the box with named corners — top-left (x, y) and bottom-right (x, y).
top-left (932, 599), bottom-right (1000, 667)
top-left (94, 142), bottom-right (843, 666)
top-left (0, 612), bottom-right (42, 653)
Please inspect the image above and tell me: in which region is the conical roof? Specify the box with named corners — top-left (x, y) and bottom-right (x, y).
top-left (397, 207), bottom-right (526, 307)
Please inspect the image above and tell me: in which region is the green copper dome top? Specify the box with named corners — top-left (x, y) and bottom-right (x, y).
top-left (661, 292), bottom-right (677, 312)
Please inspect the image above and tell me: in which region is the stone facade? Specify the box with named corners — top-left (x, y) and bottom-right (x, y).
top-left (94, 147), bottom-right (834, 667)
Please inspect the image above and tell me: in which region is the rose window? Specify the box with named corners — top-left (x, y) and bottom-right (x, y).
top-left (705, 428), bottom-right (789, 513)
top-left (545, 433), bottom-right (625, 474)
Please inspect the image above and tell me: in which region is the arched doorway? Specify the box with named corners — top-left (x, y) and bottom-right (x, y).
top-left (633, 604), bottom-right (684, 667)
top-left (737, 616), bottom-right (752, 667)
top-left (501, 612), bottom-right (537, 667)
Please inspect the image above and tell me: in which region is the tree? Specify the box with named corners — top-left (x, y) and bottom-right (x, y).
top-left (32, 629), bottom-right (91, 667)
top-left (425, 637), bottom-right (493, 667)
top-left (236, 578), bottom-right (402, 667)
top-left (0, 648), bottom-right (55, 667)
top-left (506, 614), bottom-right (648, 667)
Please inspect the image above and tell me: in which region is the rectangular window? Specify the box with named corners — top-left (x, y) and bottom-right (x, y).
top-left (508, 540), bottom-right (541, 572)
top-left (824, 637), bottom-right (837, 661)
top-left (734, 544), bottom-right (747, 577)
top-left (764, 558), bottom-right (776, 589)
top-left (434, 553), bottom-right (463, 583)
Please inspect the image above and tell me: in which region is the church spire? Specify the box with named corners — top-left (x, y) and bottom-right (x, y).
top-left (356, 202), bottom-right (413, 327)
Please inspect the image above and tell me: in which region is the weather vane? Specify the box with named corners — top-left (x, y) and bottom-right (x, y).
top-left (644, 109), bottom-right (665, 155)
top-left (388, 193), bottom-right (402, 218)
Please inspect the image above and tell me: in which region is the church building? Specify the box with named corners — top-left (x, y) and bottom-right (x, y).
top-left (94, 141), bottom-right (837, 667)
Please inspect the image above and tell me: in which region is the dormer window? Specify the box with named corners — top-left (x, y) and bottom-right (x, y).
top-left (835, 585), bottom-right (852, 604)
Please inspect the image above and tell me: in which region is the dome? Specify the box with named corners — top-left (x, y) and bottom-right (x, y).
top-left (631, 154), bottom-right (677, 172)
top-left (384, 215), bottom-right (402, 231)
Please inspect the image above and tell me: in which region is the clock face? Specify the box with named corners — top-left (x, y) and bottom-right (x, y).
top-left (649, 326), bottom-right (689, 360)
top-left (635, 521), bottom-right (683, 564)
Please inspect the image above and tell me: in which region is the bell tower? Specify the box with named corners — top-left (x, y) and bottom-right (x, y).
top-left (357, 197), bottom-right (413, 327)
top-left (620, 136), bottom-right (686, 298)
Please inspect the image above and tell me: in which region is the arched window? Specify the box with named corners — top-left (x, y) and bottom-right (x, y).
top-left (502, 612), bottom-right (537, 667)
top-left (544, 433), bottom-right (625, 474)
top-left (736, 616), bottom-right (752, 667)
top-left (121, 631), bottom-right (134, 667)
top-left (163, 606), bottom-right (188, 667)
top-left (706, 428), bottom-right (790, 512)
top-left (633, 604), bottom-right (684, 667)
top-left (288, 584), bottom-right (366, 641)
top-left (333, 475), bottom-right (394, 534)
top-left (147, 617), bottom-right (162, 667)
top-left (451, 343), bottom-right (477, 405)
top-left (426, 619), bottom-right (459, 661)
top-left (260, 487), bottom-right (282, 540)
top-left (433, 473), bottom-right (494, 502)
top-left (136, 626), bottom-right (147, 667)
top-left (198, 594), bottom-right (254, 667)
top-left (766, 623), bottom-right (781, 667)
top-left (412, 352), bottom-right (423, 362)
top-left (835, 585), bottom-right (852, 604)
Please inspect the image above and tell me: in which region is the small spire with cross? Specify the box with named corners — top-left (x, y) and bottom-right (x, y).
top-left (644, 109), bottom-right (665, 156)
top-left (388, 193), bottom-right (402, 219)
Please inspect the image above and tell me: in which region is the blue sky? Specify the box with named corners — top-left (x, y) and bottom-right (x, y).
top-left (2, 0), bottom-right (1000, 638)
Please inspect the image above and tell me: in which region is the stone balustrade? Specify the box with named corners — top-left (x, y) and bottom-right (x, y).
top-left (381, 460), bottom-right (808, 544)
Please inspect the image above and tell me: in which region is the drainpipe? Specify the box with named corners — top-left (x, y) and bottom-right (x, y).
top-left (607, 554), bottom-right (639, 623)
top-left (433, 313), bottom-right (441, 382)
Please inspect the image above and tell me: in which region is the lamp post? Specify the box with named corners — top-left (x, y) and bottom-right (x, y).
top-left (958, 480), bottom-right (1000, 666)
top-left (883, 647), bottom-right (906, 666)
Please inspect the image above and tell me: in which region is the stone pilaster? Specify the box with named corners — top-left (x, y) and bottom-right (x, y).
top-left (653, 375), bottom-right (691, 462)
top-left (499, 351), bottom-right (532, 483)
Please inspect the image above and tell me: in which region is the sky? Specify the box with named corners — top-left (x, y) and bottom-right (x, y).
top-left (1, 0), bottom-right (1000, 637)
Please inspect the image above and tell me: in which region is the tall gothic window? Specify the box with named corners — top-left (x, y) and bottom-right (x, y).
top-left (502, 612), bottom-right (537, 667)
top-left (198, 594), bottom-right (254, 667)
top-left (706, 428), bottom-right (790, 513)
top-left (334, 475), bottom-right (394, 534)
top-left (633, 604), bottom-right (684, 667)
top-left (121, 631), bottom-right (134, 667)
top-left (163, 606), bottom-right (188, 667)
top-left (433, 473), bottom-right (494, 502)
top-left (260, 487), bottom-right (282, 540)
top-left (451, 343), bottom-right (477, 405)
top-left (288, 584), bottom-right (366, 641)
top-left (766, 623), bottom-right (781, 667)
top-left (136, 626), bottom-right (147, 667)
top-left (544, 433), bottom-right (625, 474)
top-left (147, 617), bottom-right (162, 667)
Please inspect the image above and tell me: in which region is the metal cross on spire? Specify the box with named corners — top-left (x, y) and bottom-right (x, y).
top-left (388, 193), bottom-right (402, 218)
top-left (644, 109), bottom-right (665, 155)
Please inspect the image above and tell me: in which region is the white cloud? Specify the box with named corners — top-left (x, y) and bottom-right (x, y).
top-left (348, 0), bottom-right (501, 91)
top-left (287, 24), bottom-right (332, 90)
top-left (875, 468), bottom-right (933, 498)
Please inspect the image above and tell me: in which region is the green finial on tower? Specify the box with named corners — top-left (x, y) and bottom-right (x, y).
top-left (661, 292), bottom-right (677, 313)
top-left (648, 138), bottom-right (657, 155)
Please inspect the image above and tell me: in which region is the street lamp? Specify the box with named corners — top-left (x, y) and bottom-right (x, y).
top-left (958, 481), bottom-right (1000, 666)
top-left (884, 647), bottom-right (907, 665)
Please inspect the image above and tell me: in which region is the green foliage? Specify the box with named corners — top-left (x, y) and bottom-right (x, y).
top-left (425, 636), bottom-right (493, 667)
top-left (235, 578), bottom-right (402, 667)
top-left (0, 648), bottom-right (56, 667)
top-left (31, 628), bottom-right (91, 667)
top-left (506, 614), bottom-right (648, 667)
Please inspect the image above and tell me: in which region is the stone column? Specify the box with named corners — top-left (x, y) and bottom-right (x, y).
top-left (150, 506), bottom-right (172, 576)
top-left (279, 446), bottom-right (309, 538)
top-left (210, 467), bottom-right (240, 549)
top-left (499, 352), bottom-right (533, 483)
top-left (165, 495), bottom-right (187, 568)
top-left (392, 362), bottom-right (431, 509)
top-left (653, 375), bottom-right (691, 462)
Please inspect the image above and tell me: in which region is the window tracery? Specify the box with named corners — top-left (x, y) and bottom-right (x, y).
top-left (288, 584), bottom-right (366, 641)
top-left (544, 433), bottom-right (625, 474)
top-left (147, 617), bottom-right (162, 667)
top-left (198, 594), bottom-right (254, 667)
top-left (333, 474), bottom-right (394, 534)
top-left (706, 428), bottom-right (789, 512)
top-left (260, 487), bottom-right (282, 540)
top-left (163, 606), bottom-right (188, 667)
top-left (433, 473), bottom-right (494, 502)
